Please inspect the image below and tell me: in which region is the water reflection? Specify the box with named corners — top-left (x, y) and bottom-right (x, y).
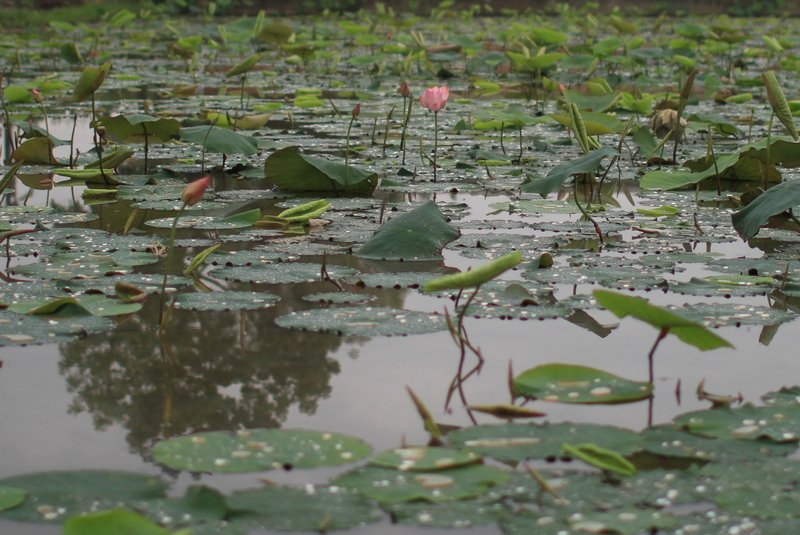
top-left (58, 279), bottom-right (404, 460)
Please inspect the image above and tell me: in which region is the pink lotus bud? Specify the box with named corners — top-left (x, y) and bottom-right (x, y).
top-left (31, 89), bottom-right (43, 104)
top-left (558, 83), bottom-right (566, 95)
top-left (351, 103), bottom-right (361, 118)
top-left (398, 81), bottom-right (411, 98)
top-left (181, 175), bottom-right (211, 206)
top-left (418, 85), bottom-right (449, 112)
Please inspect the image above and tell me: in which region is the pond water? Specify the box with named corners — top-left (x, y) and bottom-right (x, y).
top-left (1, 8), bottom-right (800, 534)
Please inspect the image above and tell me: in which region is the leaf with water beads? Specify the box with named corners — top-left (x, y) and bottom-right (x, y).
top-left (0, 470), bottom-right (168, 523)
top-left (333, 464), bottom-right (509, 505)
top-left (370, 447), bottom-right (481, 471)
top-left (152, 429), bottom-right (371, 473)
top-left (275, 307), bottom-right (447, 336)
top-left (173, 291), bottom-right (280, 311)
top-left (674, 403), bottom-right (800, 443)
top-left (513, 364), bottom-right (653, 404)
top-left (63, 508), bottom-right (173, 535)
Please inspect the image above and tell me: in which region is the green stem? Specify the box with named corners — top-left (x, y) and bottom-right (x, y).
top-left (763, 112), bottom-right (774, 190)
top-left (345, 114), bottom-right (355, 179)
top-left (159, 203), bottom-right (187, 324)
top-left (433, 110), bottom-right (438, 182)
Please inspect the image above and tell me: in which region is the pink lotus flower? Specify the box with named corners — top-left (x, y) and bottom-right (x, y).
top-left (419, 86), bottom-right (449, 112)
top-left (181, 175), bottom-right (211, 206)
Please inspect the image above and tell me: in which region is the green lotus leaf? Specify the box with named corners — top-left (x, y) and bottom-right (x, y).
top-left (152, 428), bottom-right (372, 473)
top-left (513, 363), bottom-right (652, 404)
top-left (264, 146), bottom-right (378, 193)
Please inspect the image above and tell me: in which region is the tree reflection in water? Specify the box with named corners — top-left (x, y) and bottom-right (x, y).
top-left (57, 281), bottom-right (360, 459)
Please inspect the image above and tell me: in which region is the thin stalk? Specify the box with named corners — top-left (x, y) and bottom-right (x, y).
top-left (433, 110), bottom-right (439, 182)
top-left (345, 113), bottom-right (355, 178)
top-left (401, 96), bottom-right (413, 165)
top-left (499, 122), bottom-right (506, 154)
top-left (763, 112), bottom-right (774, 190)
top-left (159, 203), bottom-right (187, 325)
top-left (142, 122), bottom-right (149, 173)
top-left (382, 105), bottom-right (395, 158)
top-left (573, 178), bottom-right (603, 245)
top-left (517, 125), bottom-right (523, 163)
top-left (647, 327), bottom-right (669, 385)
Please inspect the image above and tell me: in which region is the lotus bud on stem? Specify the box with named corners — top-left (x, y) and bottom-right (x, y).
top-left (159, 175), bottom-right (212, 324)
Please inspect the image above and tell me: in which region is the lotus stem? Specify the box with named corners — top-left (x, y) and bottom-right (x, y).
top-left (159, 202), bottom-right (187, 325)
top-left (433, 110), bottom-right (438, 182)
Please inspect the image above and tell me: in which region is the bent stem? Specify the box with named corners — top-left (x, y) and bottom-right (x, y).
top-left (158, 203), bottom-right (187, 326)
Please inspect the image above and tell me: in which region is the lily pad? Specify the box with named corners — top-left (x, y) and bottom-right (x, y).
top-left (224, 485), bottom-right (383, 532)
top-left (302, 292), bottom-right (376, 304)
top-left (152, 429), bottom-right (372, 473)
top-left (0, 311), bottom-right (115, 346)
top-left (172, 291), bottom-right (280, 311)
top-left (513, 363), bottom-right (653, 404)
top-left (333, 463), bottom-right (509, 505)
top-left (211, 263), bottom-right (358, 284)
top-left (63, 508), bottom-right (171, 535)
top-left (370, 447), bottom-right (481, 471)
top-left (448, 422), bottom-right (643, 463)
top-left (674, 403), bottom-right (800, 442)
top-left (0, 470), bottom-right (168, 523)
top-left (275, 307), bottom-right (447, 336)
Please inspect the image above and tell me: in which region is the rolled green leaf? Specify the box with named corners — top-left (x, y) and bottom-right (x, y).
top-left (562, 443), bottom-right (636, 476)
top-left (763, 71), bottom-right (799, 141)
top-left (423, 251), bottom-right (522, 292)
top-left (277, 199), bottom-right (331, 222)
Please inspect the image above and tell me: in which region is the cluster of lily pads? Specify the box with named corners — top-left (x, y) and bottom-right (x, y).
top-left (1, 1), bottom-right (800, 533)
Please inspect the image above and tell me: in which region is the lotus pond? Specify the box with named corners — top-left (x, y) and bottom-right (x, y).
top-left (1, 4), bottom-right (800, 534)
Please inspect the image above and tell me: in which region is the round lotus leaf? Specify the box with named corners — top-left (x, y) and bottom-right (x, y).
top-left (354, 272), bottom-right (446, 289)
top-left (62, 508), bottom-right (170, 535)
top-left (701, 458), bottom-right (800, 520)
top-left (674, 404), bottom-right (800, 443)
top-left (0, 470), bottom-right (168, 523)
top-left (222, 485), bottom-right (383, 532)
top-left (0, 486), bottom-right (25, 512)
top-left (36, 211), bottom-right (100, 225)
top-left (207, 249), bottom-right (283, 267)
top-left (667, 302), bottom-right (796, 328)
top-left (459, 283), bottom-right (573, 320)
top-left (387, 498), bottom-right (506, 528)
top-left (117, 184), bottom-right (186, 202)
top-left (638, 424), bottom-right (796, 463)
top-left (0, 205), bottom-right (53, 225)
top-left (669, 276), bottom-right (777, 297)
top-left (152, 428), bottom-right (372, 473)
top-left (370, 447), bottom-right (481, 471)
top-left (275, 307), bottom-right (447, 336)
top-left (333, 463), bottom-right (509, 505)
top-left (762, 386), bottom-right (800, 407)
top-left (133, 199), bottom-right (229, 211)
top-left (0, 311), bottom-right (115, 346)
top-left (129, 485), bottom-right (230, 529)
top-left (707, 258), bottom-right (800, 277)
top-left (513, 363), bottom-right (653, 404)
top-left (566, 508), bottom-right (678, 535)
top-left (302, 292), bottom-right (376, 304)
top-left (258, 241), bottom-right (347, 258)
top-left (448, 422), bottom-right (643, 463)
top-left (10, 251), bottom-right (131, 280)
top-left (211, 263), bottom-right (358, 284)
top-left (173, 291), bottom-right (280, 311)
top-left (8, 294), bottom-right (141, 317)
top-left (449, 232), bottom-right (561, 261)
top-left (144, 215), bottom-right (253, 230)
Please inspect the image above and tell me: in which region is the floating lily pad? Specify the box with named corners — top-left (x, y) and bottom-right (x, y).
top-left (370, 447), bottom-right (481, 471)
top-left (513, 364), bottom-right (653, 404)
top-left (173, 291), bottom-right (280, 311)
top-left (224, 485), bottom-right (383, 532)
top-left (8, 295), bottom-right (141, 317)
top-left (668, 302), bottom-right (796, 328)
top-left (762, 386), bottom-right (800, 407)
top-left (0, 470), bottom-right (168, 523)
top-left (152, 428), bottom-right (371, 473)
top-left (211, 263), bottom-right (358, 284)
top-left (669, 276), bottom-right (777, 297)
top-left (448, 422), bottom-right (643, 462)
top-left (275, 307), bottom-right (446, 336)
top-left (302, 292), bottom-right (376, 304)
top-left (0, 311), bottom-right (115, 346)
top-left (674, 404), bottom-right (800, 442)
top-left (333, 464), bottom-right (509, 505)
